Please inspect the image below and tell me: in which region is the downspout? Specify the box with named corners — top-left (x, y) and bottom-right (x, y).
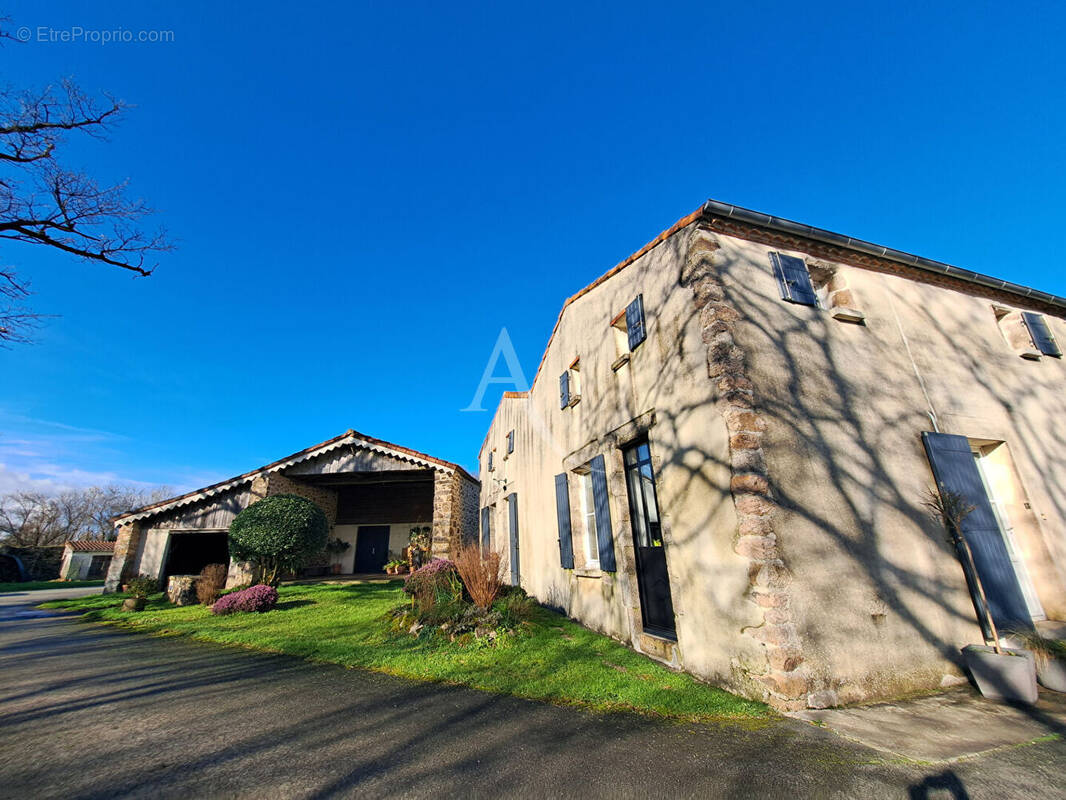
top-left (882, 276), bottom-right (940, 432)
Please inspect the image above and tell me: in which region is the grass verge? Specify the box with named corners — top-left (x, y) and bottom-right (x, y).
top-left (1, 580), bottom-right (104, 593)
top-left (42, 582), bottom-right (769, 722)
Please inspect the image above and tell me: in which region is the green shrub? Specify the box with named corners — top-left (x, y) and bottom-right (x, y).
top-left (125, 575), bottom-right (159, 599)
top-left (495, 590), bottom-right (537, 627)
top-left (228, 494), bottom-right (329, 586)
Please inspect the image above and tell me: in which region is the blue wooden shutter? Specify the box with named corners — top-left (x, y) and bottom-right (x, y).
top-left (480, 507), bottom-right (490, 553)
top-left (921, 432), bottom-right (1032, 631)
top-left (769, 252), bottom-right (818, 306)
top-left (589, 454), bottom-right (616, 572)
top-left (626, 295), bottom-right (647, 350)
top-left (559, 371), bottom-right (570, 409)
top-left (507, 493), bottom-right (520, 584)
top-left (554, 473), bottom-right (575, 569)
top-left (1022, 312), bottom-right (1062, 357)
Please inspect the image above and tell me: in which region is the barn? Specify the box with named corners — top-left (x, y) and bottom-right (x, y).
top-left (105, 430), bottom-right (479, 592)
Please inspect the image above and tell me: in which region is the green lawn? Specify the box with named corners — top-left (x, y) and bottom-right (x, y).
top-left (0, 580), bottom-right (104, 593)
top-left (42, 582), bottom-right (769, 722)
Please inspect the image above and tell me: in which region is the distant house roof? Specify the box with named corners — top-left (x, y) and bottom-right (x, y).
top-left (114, 429), bottom-right (477, 526)
top-left (65, 540), bottom-right (115, 553)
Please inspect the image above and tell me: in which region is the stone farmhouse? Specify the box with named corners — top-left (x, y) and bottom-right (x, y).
top-left (478, 199), bottom-right (1066, 710)
top-left (106, 430), bottom-right (479, 592)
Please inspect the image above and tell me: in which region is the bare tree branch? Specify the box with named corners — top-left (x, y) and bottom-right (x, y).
top-left (0, 27), bottom-right (173, 343)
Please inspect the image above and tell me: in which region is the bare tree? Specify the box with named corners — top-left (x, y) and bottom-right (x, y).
top-left (922, 486), bottom-right (1003, 654)
top-left (0, 18), bottom-right (172, 343)
top-left (0, 484), bottom-right (172, 547)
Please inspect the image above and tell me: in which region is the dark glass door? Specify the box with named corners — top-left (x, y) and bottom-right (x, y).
top-left (354, 526), bottom-right (390, 573)
top-left (622, 440), bottom-right (676, 637)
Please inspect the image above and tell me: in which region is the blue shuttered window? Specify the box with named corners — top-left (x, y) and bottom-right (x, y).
top-left (487, 451), bottom-right (494, 472)
top-left (480, 507), bottom-right (490, 553)
top-left (589, 454), bottom-right (616, 572)
top-left (554, 473), bottom-right (575, 569)
top-left (507, 430), bottom-right (515, 453)
top-left (507, 493), bottom-right (520, 584)
top-left (769, 252), bottom-right (819, 307)
top-left (559, 371), bottom-right (570, 409)
top-left (625, 295), bottom-right (647, 350)
top-left (1022, 312), bottom-right (1062, 357)
top-left (921, 432), bottom-right (1032, 632)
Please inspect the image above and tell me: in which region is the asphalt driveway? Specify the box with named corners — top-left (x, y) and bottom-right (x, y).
top-left (1, 601), bottom-right (1063, 799)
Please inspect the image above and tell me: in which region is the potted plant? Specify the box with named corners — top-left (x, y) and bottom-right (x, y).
top-left (923, 488), bottom-right (1038, 704)
top-left (324, 537), bottom-right (351, 574)
top-left (408, 526), bottom-right (431, 570)
top-left (122, 575), bottom-right (158, 612)
top-left (1006, 629), bottom-right (1066, 693)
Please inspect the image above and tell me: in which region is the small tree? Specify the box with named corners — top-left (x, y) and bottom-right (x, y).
top-left (922, 487), bottom-right (1003, 654)
top-left (228, 495), bottom-right (328, 586)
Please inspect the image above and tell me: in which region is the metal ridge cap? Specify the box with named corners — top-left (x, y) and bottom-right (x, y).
top-left (701, 199), bottom-right (1066, 311)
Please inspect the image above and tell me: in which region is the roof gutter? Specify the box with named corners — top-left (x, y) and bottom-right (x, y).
top-left (702, 199), bottom-right (1066, 313)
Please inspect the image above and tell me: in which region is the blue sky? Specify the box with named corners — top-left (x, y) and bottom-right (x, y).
top-left (2, 1), bottom-right (1064, 494)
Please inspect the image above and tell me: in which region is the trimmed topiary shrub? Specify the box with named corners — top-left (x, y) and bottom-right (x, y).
top-left (210, 584), bottom-right (278, 615)
top-left (228, 494), bottom-right (329, 586)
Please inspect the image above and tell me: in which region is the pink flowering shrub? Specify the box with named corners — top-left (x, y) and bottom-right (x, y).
top-left (403, 558), bottom-right (460, 612)
top-left (211, 583), bottom-right (278, 615)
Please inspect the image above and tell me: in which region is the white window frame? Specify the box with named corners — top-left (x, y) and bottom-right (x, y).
top-left (578, 471), bottom-right (599, 568)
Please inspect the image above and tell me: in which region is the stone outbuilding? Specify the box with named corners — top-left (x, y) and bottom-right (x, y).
top-left (106, 430), bottom-right (478, 592)
top-left (59, 540), bottom-right (115, 581)
top-left (480, 198), bottom-right (1066, 711)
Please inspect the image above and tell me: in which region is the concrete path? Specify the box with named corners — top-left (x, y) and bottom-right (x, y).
top-left (1, 610), bottom-right (1064, 799)
top-left (793, 688), bottom-right (1066, 761)
top-left (0, 584), bottom-right (104, 609)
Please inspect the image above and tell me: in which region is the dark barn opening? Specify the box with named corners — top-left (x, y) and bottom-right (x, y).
top-left (164, 531), bottom-right (229, 580)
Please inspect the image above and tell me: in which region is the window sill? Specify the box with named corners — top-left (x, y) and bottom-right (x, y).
top-left (611, 353), bottom-right (630, 371)
top-left (568, 395), bottom-right (582, 408)
top-left (830, 307), bottom-right (866, 324)
top-left (574, 568), bottom-right (602, 579)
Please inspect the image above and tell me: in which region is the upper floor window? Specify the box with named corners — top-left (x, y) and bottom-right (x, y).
top-left (769, 252), bottom-right (866, 323)
top-left (487, 450), bottom-right (495, 472)
top-left (506, 430), bottom-right (515, 454)
top-left (1022, 312), bottom-right (1062, 358)
top-left (611, 295), bottom-right (647, 369)
top-left (994, 306), bottom-right (1062, 360)
top-left (769, 252), bottom-right (819, 307)
top-left (559, 357), bottom-right (581, 408)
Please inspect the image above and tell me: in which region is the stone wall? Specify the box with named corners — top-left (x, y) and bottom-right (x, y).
top-left (104, 521), bottom-right (143, 593)
top-left (430, 471), bottom-right (480, 559)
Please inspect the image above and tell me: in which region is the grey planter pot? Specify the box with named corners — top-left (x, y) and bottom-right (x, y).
top-left (122, 597), bottom-right (146, 612)
top-left (962, 644), bottom-right (1038, 704)
top-left (1036, 657), bottom-right (1066, 693)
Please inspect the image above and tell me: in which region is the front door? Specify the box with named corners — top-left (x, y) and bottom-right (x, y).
top-left (622, 440), bottom-right (676, 637)
top-left (354, 526), bottom-right (390, 573)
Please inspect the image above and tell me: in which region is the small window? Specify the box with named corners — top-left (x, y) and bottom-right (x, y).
top-left (560, 358), bottom-right (581, 408)
top-left (487, 450), bottom-right (495, 472)
top-left (578, 471), bottom-right (599, 568)
top-left (610, 295), bottom-right (647, 368)
top-left (994, 306), bottom-right (1059, 360)
top-left (769, 252), bottom-right (819, 307)
top-left (506, 430), bottom-right (515, 454)
top-left (1022, 312), bottom-right (1062, 358)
